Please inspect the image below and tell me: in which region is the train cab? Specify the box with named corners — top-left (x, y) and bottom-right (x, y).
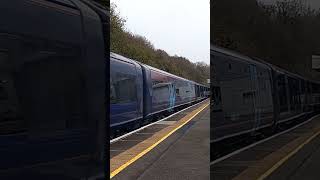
top-left (110, 53), bottom-right (143, 130)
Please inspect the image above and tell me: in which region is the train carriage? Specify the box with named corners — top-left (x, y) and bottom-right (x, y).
top-left (110, 52), bottom-right (209, 135)
top-left (110, 53), bottom-right (143, 129)
top-left (211, 44), bottom-right (320, 143)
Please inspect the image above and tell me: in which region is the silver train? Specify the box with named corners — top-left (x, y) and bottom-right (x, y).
top-left (211, 44), bottom-right (320, 142)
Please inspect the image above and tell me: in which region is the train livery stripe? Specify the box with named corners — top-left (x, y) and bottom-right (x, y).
top-left (110, 102), bottom-right (209, 179)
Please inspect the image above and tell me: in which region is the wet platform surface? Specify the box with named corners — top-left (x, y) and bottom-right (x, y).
top-left (211, 114), bottom-right (320, 180)
top-left (110, 100), bottom-right (210, 179)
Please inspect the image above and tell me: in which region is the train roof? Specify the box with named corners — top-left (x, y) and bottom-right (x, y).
top-left (211, 44), bottom-right (270, 70)
top-left (110, 52), bottom-right (209, 88)
top-left (211, 44), bottom-right (320, 84)
top-left (110, 52), bottom-right (141, 67)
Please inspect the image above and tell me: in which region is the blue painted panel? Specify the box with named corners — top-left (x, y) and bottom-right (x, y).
top-left (110, 102), bottom-right (139, 127)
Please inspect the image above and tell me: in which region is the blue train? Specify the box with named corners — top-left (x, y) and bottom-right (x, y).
top-left (110, 52), bottom-right (210, 137)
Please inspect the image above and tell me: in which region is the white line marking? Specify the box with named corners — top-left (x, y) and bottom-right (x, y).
top-left (211, 114), bottom-right (320, 165)
top-left (110, 100), bottom-right (207, 144)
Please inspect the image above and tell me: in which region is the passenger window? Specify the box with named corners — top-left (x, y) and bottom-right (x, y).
top-left (113, 72), bottom-right (137, 103)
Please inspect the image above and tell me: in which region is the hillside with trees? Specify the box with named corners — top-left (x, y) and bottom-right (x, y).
top-left (212, 0), bottom-right (320, 80)
top-left (110, 4), bottom-right (210, 84)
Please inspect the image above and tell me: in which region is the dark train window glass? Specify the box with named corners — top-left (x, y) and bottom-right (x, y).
top-left (113, 72), bottom-right (137, 103)
top-left (288, 77), bottom-right (300, 111)
top-left (0, 51), bottom-right (26, 135)
top-left (301, 80), bottom-right (305, 94)
top-left (277, 74), bottom-right (288, 113)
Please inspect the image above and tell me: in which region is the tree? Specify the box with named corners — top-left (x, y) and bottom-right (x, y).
top-left (110, 4), bottom-right (209, 84)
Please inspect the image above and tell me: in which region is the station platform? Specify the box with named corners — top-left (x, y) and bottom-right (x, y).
top-left (110, 100), bottom-right (210, 179)
top-left (211, 114), bottom-right (320, 180)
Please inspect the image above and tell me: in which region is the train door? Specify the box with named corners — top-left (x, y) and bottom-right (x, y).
top-left (211, 50), bottom-right (255, 141)
top-left (249, 64), bottom-right (262, 131)
top-left (168, 83), bottom-right (176, 111)
top-left (300, 79), bottom-right (306, 111)
top-left (0, 35), bottom-right (98, 176)
top-left (277, 73), bottom-right (290, 119)
top-left (250, 65), bottom-right (274, 130)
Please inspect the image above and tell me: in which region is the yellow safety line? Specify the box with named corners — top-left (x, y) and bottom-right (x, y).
top-left (257, 129), bottom-right (320, 180)
top-left (110, 102), bottom-right (209, 179)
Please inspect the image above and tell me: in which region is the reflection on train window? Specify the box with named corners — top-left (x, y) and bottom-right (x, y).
top-left (0, 52), bottom-right (26, 135)
top-left (152, 83), bottom-right (170, 103)
top-left (112, 72), bottom-right (137, 103)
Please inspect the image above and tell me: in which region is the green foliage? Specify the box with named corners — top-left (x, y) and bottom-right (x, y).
top-left (212, 0), bottom-right (320, 80)
top-left (110, 4), bottom-right (209, 84)
top-left (93, 0), bottom-right (109, 7)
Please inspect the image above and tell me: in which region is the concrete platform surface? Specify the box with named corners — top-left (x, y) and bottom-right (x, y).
top-left (111, 100), bottom-right (210, 180)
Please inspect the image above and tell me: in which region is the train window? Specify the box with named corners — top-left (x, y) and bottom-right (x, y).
top-left (112, 72), bottom-right (137, 103)
top-left (153, 83), bottom-right (170, 103)
top-left (277, 74), bottom-right (288, 113)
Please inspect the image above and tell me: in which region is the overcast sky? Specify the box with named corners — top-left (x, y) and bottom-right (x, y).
top-left (112, 0), bottom-right (210, 64)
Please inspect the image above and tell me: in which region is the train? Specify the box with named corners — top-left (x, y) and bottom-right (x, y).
top-left (0, 0), bottom-right (108, 179)
top-left (110, 52), bottom-right (210, 137)
top-left (211, 44), bottom-right (320, 143)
